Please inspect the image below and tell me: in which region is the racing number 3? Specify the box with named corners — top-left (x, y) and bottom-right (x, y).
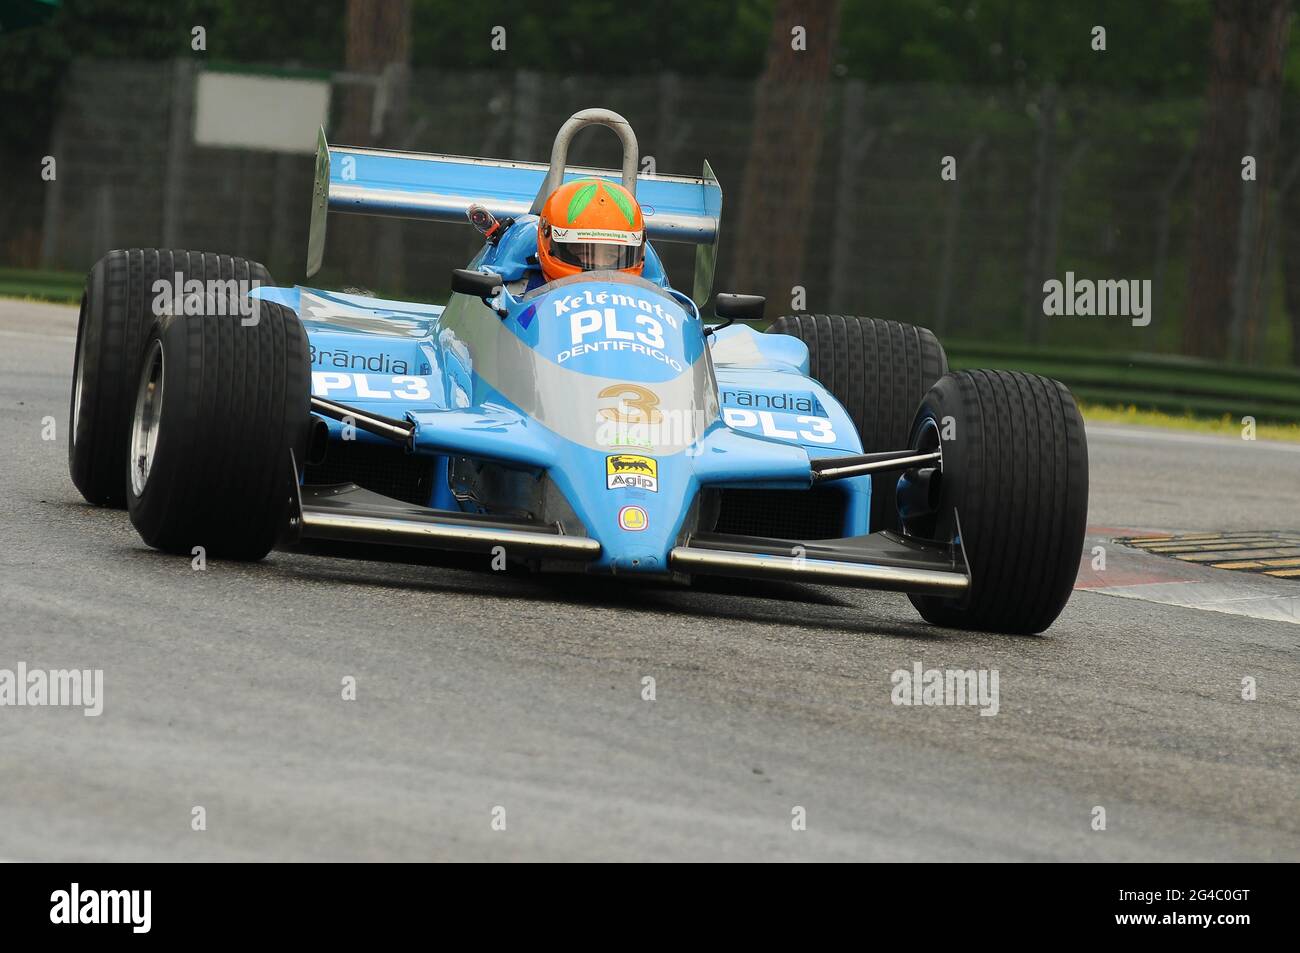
top-left (598, 383), bottom-right (662, 424)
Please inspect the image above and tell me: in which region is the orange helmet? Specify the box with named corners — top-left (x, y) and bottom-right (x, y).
top-left (537, 178), bottom-right (645, 282)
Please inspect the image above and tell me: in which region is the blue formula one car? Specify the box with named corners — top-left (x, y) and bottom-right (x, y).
top-left (68, 109), bottom-right (1089, 633)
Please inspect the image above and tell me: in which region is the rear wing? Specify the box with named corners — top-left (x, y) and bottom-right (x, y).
top-left (307, 126), bottom-right (723, 305)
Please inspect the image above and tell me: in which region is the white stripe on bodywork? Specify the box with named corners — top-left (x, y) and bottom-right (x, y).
top-left (708, 329), bottom-right (768, 367)
top-left (299, 290), bottom-right (436, 338)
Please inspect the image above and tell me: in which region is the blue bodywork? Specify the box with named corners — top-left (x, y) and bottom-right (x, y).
top-left (254, 224), bottom-right (870, 574)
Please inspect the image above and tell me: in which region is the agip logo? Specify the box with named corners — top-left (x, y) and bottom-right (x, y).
top-left (606, 453), bottom-right (658, 492)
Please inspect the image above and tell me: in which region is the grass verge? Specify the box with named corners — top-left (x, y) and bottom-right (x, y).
top-left (1079, 402), bottom-right (1300, 443)
top-left (0, 267), bottom-right (83, 304)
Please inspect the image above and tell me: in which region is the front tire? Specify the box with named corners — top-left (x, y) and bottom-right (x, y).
top-left (126, 301), bottom-right (309, 561)
top-left (905, 370), bottom-right (1089, 634)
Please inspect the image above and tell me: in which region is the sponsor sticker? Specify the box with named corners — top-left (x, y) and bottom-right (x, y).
top-left (618, 505), bottom-right (649, 532)
top-left (311, 372), bottom-right (432, 401)
top-left (310, 344), bottom-right (412, 375)
top-left (722, 407), bottom-right (837, 445)
top-left (606, 453), bottom-right (658, 492)
top-left (721, 387), bottom-right (827, 415)
top-left (557, 303), bottom-right (683, 373)
top-left (552, 226), bottom-right (643, 246)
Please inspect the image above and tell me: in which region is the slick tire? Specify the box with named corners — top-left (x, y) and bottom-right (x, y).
top-left (904, 370), bottom-right (1089, 634)
top-left (125, 300), bottom-right (309, 561)
top-left (69, 249), bottom-right (276, 507)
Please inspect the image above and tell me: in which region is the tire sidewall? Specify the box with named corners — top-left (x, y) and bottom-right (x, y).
top-left (67, 294), bottom-right (91, 462)
top-left (906, 376), bottom-right (976, 607)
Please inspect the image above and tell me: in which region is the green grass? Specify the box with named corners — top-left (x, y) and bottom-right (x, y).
top-left (1078, 402), bottom-right (1300, 443)
top-left (0, 267), bottom-right (83, 304)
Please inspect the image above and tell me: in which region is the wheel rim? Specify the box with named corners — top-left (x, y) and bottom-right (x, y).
top-left (71, 308), bottom-right (87, 445)
top-left (129, 340), bottom-right (165, 496)
top-left (900, 415), bottom-right (944, 540)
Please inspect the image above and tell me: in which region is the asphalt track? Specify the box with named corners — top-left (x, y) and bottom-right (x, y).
top-left (1, 299), bottom-right (1296, 861)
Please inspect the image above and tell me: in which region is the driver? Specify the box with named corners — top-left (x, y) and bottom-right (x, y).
top-left (536, 178), bottom-right (645, 282)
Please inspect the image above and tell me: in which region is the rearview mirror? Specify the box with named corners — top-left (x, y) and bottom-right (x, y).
top-left (714, 293), bottom-right (765, 323)
top-left (451, 268), bottom-right (504, 299)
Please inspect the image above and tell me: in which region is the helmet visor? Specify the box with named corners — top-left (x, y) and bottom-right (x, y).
top-left (547, 225), bottom-right (644, 272)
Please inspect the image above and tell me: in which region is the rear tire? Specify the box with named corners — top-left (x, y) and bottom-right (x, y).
top-left (69, 249), bottom-right (275, 506)
top-left (905, 370), bottom-right (1089, 634)
top-left (766, 314), bottom-right (947, 532)
top-left (126, 300), bottom-right (309, 561)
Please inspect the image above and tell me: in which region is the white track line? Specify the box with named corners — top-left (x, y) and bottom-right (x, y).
top-left (0, 329), bottom-right (76, 344)
top-left (1090, 580), bottom-right (1300, 625)
top-left (1086, 423), bottom-right (1300, 454)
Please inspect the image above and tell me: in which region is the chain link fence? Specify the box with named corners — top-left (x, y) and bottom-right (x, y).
top-left (14, 57), bottom-right (1297, 363)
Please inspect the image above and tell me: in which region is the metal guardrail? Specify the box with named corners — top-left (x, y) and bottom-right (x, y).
top-left (946, 341), bottom-right (1300, 424)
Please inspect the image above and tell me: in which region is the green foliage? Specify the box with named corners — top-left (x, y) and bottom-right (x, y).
top-left (0, 0), bottom-right (1252, 138)
top-left (411, 0), bottom-right (772, 76)
top-left (0, 0), bottom-right (344, 161)
top-left (209, 1), bottom-right (344, 66)
top-left (0, 0), bottom-right (202, 155)
top-left (838, 0), bottom-right (1213, 95)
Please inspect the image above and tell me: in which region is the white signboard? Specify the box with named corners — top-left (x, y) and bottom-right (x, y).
top-left (194, 71), bottom-right (330, 154)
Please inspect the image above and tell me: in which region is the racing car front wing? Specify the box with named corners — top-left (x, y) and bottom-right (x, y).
top-left (286, 481), bottom-right (968, 595)
top-left (671, 530), bottom-right (969, 596)
top-left (289, 482), bottom-right (601, 561)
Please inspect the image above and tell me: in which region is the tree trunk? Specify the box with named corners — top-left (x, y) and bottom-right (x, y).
top-left (338, 0), bottom-right (412, 147)
top-left (1184, 0), bottom-right (1289, 361)
top-left (334, 0), bottom-right (411, 293)
top-left (731, 0), bottom-right (840, 311)
top-left (1281, 153), bottom-right (1300, 366)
